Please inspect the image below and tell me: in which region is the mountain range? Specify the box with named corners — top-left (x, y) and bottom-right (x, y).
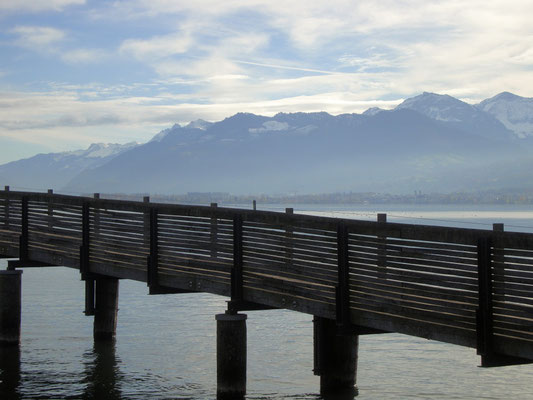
top-left (1, 91), bottom-right (533, 195)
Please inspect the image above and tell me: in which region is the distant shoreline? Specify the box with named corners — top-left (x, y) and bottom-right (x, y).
top-left (99, 190), bottom-right (533, 206)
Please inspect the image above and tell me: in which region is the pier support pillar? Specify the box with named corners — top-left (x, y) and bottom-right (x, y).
top-left (93, 277), bottom-right (119, 341)
top-left (0, 270), bottom-right (22, 346)
top-left (314, 316), bottom-right (359, 397)
top-left (216, 313), bottom-right (247, 400)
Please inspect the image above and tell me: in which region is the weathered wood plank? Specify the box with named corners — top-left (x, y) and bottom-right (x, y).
top-left (351, 234), bottom-right (477, 253)
top-left (244, 234), bottom-right (339, 259)
top-left (243, 260), bottom-right (337, 287)
top-left (244, 244), bottom-right (338, 268)
top-left (350, 260), bottom-right (479, 291)
top-left (157, 270), bottom-right (230, 297)
top-left (350, 295), bottom-right (476, 330)
top-left (350, 280), bottom-right (477, 312)
top-left (349, 272), bottom-right (477, 304)
top-left (350, 253), bottom-right (478, 284)
top-left (350, 288), bottom-right (476, 321)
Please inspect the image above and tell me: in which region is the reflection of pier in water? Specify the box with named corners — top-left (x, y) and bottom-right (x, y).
top-left (82, 340), bottom-right (122, 400)
top-left (2, 187), bottom-right (533, 399)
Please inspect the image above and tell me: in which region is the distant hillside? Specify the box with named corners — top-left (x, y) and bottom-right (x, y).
top-left (1, 91), bottom-right (533, 195)
top-left (0, 142), bottom-right (138, 191)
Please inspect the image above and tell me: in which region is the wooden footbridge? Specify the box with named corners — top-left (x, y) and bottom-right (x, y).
top-left (2, 187), bottom-right (533, 398)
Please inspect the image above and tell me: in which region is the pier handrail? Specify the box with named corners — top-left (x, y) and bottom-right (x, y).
top-left (2, 188), bottom-right (533, 366)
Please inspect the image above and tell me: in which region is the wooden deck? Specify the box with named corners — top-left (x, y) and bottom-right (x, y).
top-left (2, 188), bottom-right (533, 367)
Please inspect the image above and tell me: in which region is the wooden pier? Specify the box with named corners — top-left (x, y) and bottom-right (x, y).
top-left (2, 187), bottom-right (533, 397)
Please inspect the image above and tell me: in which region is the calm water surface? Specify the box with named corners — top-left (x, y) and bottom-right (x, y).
top-left (2, 204), bottom-right (533, 399)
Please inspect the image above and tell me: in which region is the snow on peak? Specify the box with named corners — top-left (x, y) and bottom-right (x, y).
top-left (52, 142), bottom-right (138, 162)
top-left (84, 142), bottom-right (138, 158)
top-left (249, 121), bottom-right (289, 134)
top-left (396, 92), bottom-right (481, 122)
top-left (186, 119), bottom-right (212, 130)
top-left (477, 92), bottom-right (533, 138)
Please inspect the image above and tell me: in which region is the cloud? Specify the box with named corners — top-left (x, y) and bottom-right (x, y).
top-left (61, 48), bottom-right (107, 64)
top-left (10, 26), bottom-right (65, 50)
top-left (0, 0), bottom-right (85, 13)
top-left (9, 26), bottom-right (107, 65)
top-left (120, 33), bottom-right (192, 59)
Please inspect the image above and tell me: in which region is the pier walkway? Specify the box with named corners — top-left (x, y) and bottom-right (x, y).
top-left (1, 187), bottom-right (533, 398)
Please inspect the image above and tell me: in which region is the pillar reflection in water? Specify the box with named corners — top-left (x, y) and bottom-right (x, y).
top-left (0, 345), bottom-right (21, 400)
top-left (82, 339), bottom-right (122, 400)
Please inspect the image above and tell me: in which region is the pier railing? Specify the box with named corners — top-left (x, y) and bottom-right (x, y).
top-left (1, 188), bottom-right (533, 366)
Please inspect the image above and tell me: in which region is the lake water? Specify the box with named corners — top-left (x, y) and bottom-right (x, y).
top-left (2, 204), bottom-right (533, 399)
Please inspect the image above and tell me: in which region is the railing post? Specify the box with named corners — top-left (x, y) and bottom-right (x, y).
top-left (477, 236), bottom-right (494, 365)
top-left (81, 201), bottom-right (95, 315)
top-left (211, 203), bottom-right (218, 259)
top-left (19, 196), bottom-right (28, 262)
top-left (47, 189), bottom-right (54, 232)
top-left (143, 196), bottom-right (150, 248)
top-left (3, 186), bottom-right (9, 230)
top-left (92, 193), bottom-right (100, 241)
top-left (80, 202), bottom-right (90, 277)
top-left (231, 214), bottom-right (243, 303)
top-left (147, 207), bottom-right (158, 288)
top-left (377, 213), bottom-right (387, 280)
top-left (336, 222), bottom-right (350, 328)
top-left (285, 208), bottom-right (294, 269)
top-left (492, 223), bottom-right (506, 303)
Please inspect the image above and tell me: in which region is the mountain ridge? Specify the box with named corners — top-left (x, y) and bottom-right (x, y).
top-left (2, 91), bottom-right (533, 195)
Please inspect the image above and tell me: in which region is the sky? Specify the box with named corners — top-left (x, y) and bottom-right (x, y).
top-left (0, 0), bottom-right (532, 164)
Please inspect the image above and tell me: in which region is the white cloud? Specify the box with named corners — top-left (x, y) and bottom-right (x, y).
top-left (9, 26), bottom-right (108, 65)
top-left (10, 26), bottom-right (65, 49)
top-left (61, 48), bottom-right (107, 64)
top-left (120, 33), bottom-right (192, 59)
top-left (0, 0), bottom-right (85, 13)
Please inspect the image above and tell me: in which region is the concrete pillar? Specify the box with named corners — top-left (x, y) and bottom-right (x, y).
top-left (314, 316), bottom-right (358, 398)
top-left (94, 277), bottom-right (119, 341)
top-left (216, 313), bottom-right (247, 400)
top-left (0, 270), bottom-right (22, 346)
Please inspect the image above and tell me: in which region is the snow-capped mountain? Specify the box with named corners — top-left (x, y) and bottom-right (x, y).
top-left (58, 142), bottom-right (138, 160)
top-left (62, 106), bottom-right (531, 195)
top-left (395, 92), bottom-right (514, 140)
top-left (0, 142), bottom-right (138, 191)
top-left (476, 92), bottom-right (533, 138)
top-left (3, 91), bottom-right (533, 196)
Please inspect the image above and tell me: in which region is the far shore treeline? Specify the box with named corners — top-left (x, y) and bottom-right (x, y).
top-left (92, 189), bottom-right (533, 205)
